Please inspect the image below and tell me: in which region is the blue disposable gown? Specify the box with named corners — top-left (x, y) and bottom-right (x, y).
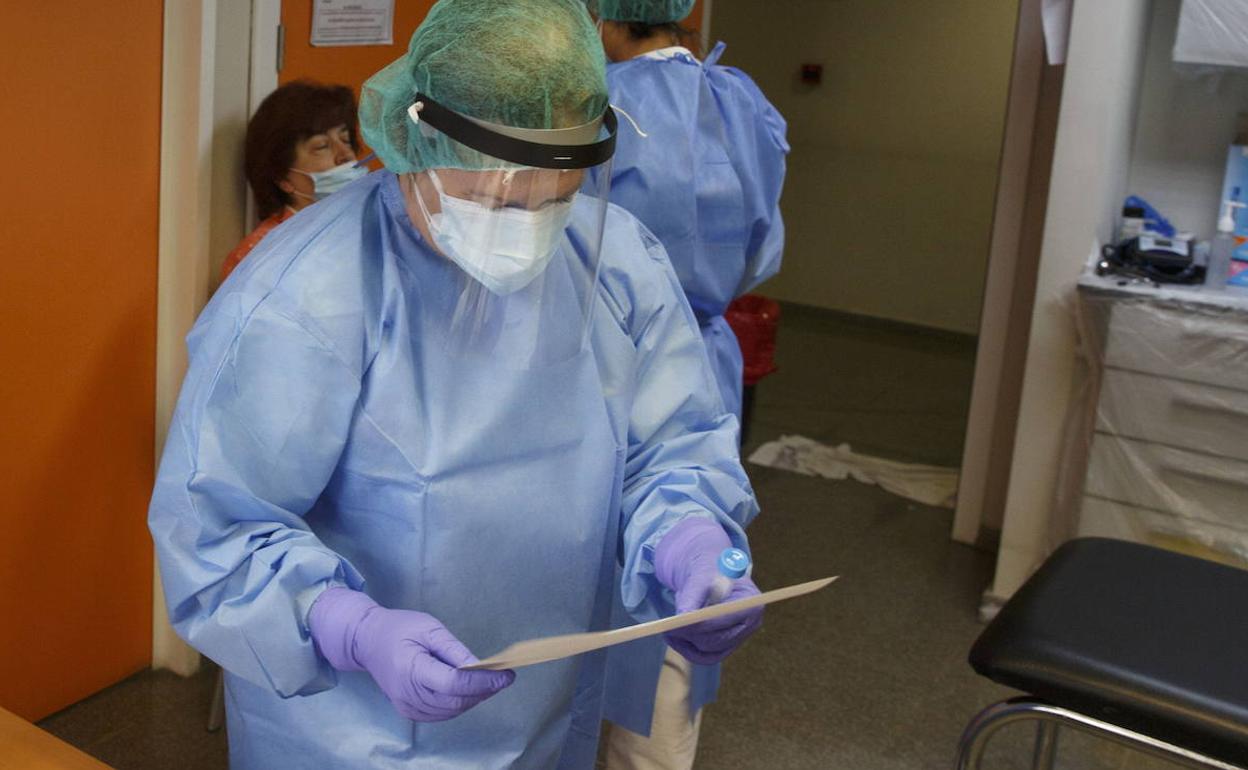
top-left (596, 44), bottom-right (789, 737)
top-left (602, 43), bottom-right (789, 419)
top-left (147, 172), bottom-right (758, 770)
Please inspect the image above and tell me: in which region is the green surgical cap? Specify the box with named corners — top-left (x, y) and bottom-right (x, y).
top-left (360, 0), bottom-right (609, 173)
top-left (590, 0), bottom-right (696, 24)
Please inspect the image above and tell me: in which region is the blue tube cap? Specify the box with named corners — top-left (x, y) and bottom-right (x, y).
top-left (718, 548), bottom-right (750, 579)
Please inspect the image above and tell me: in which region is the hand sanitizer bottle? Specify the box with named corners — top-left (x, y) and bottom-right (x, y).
top-left (1208, 200), bottom-right (1244, 289)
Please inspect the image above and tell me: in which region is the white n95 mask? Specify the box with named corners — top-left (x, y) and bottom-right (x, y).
top-left (430, 194), bottom-right (575, 295)
top-left (396, 94), bottom-right (618, 365)
top-left (291, 161), bottom-right (369, 200)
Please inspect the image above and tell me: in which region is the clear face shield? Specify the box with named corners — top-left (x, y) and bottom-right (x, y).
top-left (401, 94), bottom-right (617, 367)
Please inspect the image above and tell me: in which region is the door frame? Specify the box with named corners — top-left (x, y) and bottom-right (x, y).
top-left (153, 0), bottom-right (280, 674)
top-left (953, 0), bottom-right (1056, 547)
top-left (247, 0), bottom-right (281, 226)
top-left (250, 0), bottom-right (281, 115)
top-left (701, 0), bottom-right (713, 55)
top-left (154, 0), bottom-right (217, 676)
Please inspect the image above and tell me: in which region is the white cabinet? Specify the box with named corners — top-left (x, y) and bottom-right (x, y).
top-left (1078, 496), bottom-right (1248, 568)
top-left (1103, 302), bottom-right (1248, 391)
top-left (1096, 368), bottom-right (1248, 462)
top-left (988, 0), bottom-right (1248, 600)
top-left (1077, 280), bottom-right (1248, 567)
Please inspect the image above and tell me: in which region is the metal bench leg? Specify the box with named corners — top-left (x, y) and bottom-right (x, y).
top-left (955, 698), bottom-right (1023, 769)
top-left (1032, 722), bottom-right (1059, 770)
top-left (954, 697), bottom-right (1245, 770)
top-left (206, 667), bottom-right (225, 733)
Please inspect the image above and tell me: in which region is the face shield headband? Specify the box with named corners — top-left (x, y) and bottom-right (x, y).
top-left (406, 93), bottom-right (618, 170)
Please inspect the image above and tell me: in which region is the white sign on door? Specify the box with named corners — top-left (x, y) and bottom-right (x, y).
top-left (311, 0), bottom-right (395, 47)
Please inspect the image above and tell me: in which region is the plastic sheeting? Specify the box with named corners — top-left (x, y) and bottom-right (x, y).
top-left (1062, 273), bottom-right (1248, 570)
top-left (748, 435), bottom-right (959, 508)
top-left (1174, 0), bottom-right (1248, 69)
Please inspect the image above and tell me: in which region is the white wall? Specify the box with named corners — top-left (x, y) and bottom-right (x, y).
top-left (991, 0), bottom-right (1154, 602)
top-left (711, 0), bottom-right (1019, 334)
top-left (1127, 0), bottom-right (1248, 241)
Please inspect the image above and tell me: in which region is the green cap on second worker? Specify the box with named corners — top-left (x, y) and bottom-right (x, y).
top-left (590, 0), bottom-right (696, 24)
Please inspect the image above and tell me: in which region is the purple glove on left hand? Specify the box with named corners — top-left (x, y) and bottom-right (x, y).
top-left (308, 587), bottom-right (515, 722)
top-left (655, 517), bottom-right (763, 665)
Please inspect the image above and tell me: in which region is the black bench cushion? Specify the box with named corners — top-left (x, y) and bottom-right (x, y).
top-left (970, 537), bottom-right (1248, 767)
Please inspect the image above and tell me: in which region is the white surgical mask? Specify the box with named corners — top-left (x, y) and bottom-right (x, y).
top-left (291, 160), bottom-right (369, 201)
top-left (429, 193), bottom-right (575, 295)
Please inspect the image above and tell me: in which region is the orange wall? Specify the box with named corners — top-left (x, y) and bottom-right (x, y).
top-left (281, 2), bottom-right (437, 92)
top-left (0, 3), bottom-right (161, 720)
top-left (280, 0), bottom-right (705, 93)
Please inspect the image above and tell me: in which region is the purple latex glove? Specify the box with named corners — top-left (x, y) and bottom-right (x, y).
top-left (654, 517), bottom-right (763, 665)
top-left (308, 587), bottom-right (515, 722)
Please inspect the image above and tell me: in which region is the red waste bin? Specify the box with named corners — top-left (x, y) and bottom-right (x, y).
top-left (725, 295), bottom-right (780, 444)
top-left (725, 294), bottom-right (780, 385)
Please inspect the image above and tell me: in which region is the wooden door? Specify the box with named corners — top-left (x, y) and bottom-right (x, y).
top-left (0, 2), bottom-right (162, 720)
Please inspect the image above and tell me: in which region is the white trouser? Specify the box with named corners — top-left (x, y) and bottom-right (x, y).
top-left (604, 647), bottom-right (704, 770)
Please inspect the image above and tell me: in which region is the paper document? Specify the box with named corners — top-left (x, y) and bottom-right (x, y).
top-left (462, 576), bottom-right (836, 671)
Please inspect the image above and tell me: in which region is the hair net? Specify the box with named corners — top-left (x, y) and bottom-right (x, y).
top-left (360, 0), bottom-right (609, 173)
top-left (590, 0), bottom-right (695, 24)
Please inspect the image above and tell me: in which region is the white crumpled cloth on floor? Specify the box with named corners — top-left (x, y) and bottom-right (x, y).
top-left (748, 435), bottom-right (959, 508)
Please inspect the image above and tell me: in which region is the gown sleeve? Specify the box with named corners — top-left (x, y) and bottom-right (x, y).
top-left (148, 302), bottom-right (366, 697)
top-left (614, 226), bottom-right (761, 621)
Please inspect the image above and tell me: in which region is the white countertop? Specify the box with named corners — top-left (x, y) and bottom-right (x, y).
top-left (1078, 270), bottom-right (1248, 314)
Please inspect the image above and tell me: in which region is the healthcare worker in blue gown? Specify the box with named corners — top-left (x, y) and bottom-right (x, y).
top-left (147, 1), bottom-right (764, 768)
top-left (585, 1), bottom-right (789, 768)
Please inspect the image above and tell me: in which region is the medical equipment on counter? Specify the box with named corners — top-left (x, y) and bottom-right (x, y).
top-left (1219, 116), bottom-right (1248, 261)
top-left (1100, 234), bottom-right (1202, 285)
top-left (1122, 195), bottom-right (1177, 238)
